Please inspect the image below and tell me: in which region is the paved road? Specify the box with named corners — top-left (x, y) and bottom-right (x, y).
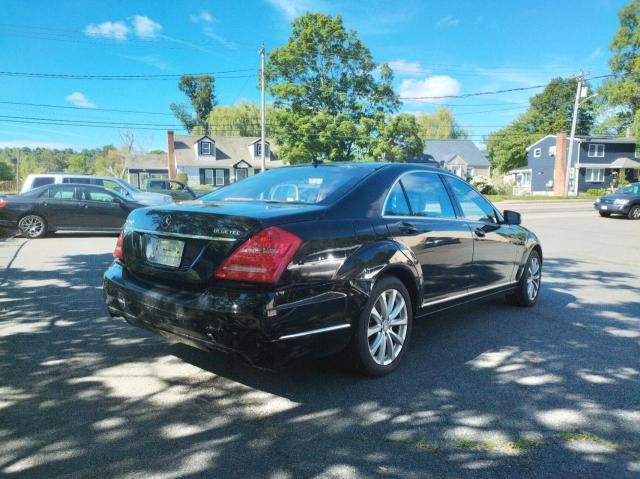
top-left (1, 202), bottom-right (639, 478)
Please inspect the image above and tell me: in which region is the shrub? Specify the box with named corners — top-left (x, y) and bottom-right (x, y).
top-left (586, 188), bottom-right (607, 196)
top-left (470, 176), bottom-right (496, 194)
top-left (175, 171), bottom-right (189, 184)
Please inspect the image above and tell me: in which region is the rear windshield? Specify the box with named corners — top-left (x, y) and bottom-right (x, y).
top-left (201, 165), bottom-right (373, 205)
top-left (31, 177), bottom-right (54, 188)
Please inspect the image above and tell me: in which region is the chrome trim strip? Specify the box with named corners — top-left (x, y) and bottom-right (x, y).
top-left (422, 281), bottom-right (517, 307)
top-left (130, 228), bottom-right (238, 242)
top-left (278, 323), bottom-right (351, 340)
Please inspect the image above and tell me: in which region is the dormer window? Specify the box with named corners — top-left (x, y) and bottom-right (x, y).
top-left (200, 141), bottom-right (213, 156)
top-left (255, 141), bottom-right (270, 159)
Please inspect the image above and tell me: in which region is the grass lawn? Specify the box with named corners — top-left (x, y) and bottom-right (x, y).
top-left (487, 194), bottom-right (600, 202)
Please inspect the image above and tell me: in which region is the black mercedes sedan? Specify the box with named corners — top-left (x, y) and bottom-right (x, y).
top-left (0, 183), bottom-right (143, 238)
top-left (103, 163), bottom-right (542, 376)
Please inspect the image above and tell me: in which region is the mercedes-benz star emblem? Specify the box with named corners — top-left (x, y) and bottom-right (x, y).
top-left (160, 215), bottom-right (172, 228)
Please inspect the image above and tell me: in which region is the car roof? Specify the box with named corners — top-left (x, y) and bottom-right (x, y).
top-left (25, 173), bottom-right (119, 180)
top-left (279, 161), bottom-right (445, 174)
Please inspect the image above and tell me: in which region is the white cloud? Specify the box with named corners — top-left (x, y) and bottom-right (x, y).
top-left (0, 140), bottom-right (77, 149)
top-left (266, 0), bottom-right (313, 19)
top-left (436, 15), bottom-right (459, 28)
top-left (132, 15), bottom-right (162, 39)
top-left (65, 92), bottom-right (96, 108)
top-left (589, 47), bottom-right (602, 59)
top-left (388, 60), bottom-right (427, 76)
top-left (190, 10), bottom-right (215, 24)
top-left (399, 75), bottom-right (461, 103)
top-left (83, 21), bottom-right (129, 41)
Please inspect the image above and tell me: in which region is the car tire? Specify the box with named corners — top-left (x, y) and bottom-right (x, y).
top-left (17, 214), bottom-right (47, 239)
top-left (348, 275), bottom-right (413, 377)
top-left (627, 205), bottom-right (640, 220)
top-left (599, 211), bottom-right (611, 217)
top-left (507, 250), bottom-right (541, 307)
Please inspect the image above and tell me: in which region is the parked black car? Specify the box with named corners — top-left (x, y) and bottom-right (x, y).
top-left (0, 183), bottom-right (143, 238)
top-left (103, 163), bottom-right (542, 376)
top-left (594, 182), bottom-right (640, 219)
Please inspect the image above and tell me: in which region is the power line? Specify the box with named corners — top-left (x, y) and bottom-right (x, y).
top-left (0, 100), bottom-right (176, 116)
top-left (0, 70), bottom-right (256, 80)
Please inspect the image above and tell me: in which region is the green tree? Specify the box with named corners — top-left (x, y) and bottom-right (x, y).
top-left (415, 108), bottom-right (467, 140)
top-left (363, 113), bottom-right (424, 162)
top-left (0, 160), bottom-right (13, 180)
top-left (486, 77), bottom-right (596, 172)
top-left (486, 115), bottom-right (536, 173)
top-left (66, 154), bottom-right (93, 174)
top-left (208, 102), bottom-right (270, 136)
top-left (170, 75), bottom-right (217, 135)
top-left (599, 0), bottom-right (640, 140)
top-left (266, 13), bottom-right (400, 163)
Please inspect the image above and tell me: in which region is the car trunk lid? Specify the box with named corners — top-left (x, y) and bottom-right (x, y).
top-left (122, 201), bottom-right (325, 288)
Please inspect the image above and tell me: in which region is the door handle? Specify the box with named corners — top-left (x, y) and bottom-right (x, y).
top-left (473, 228), bottom-right (486, 238)
top-left (400, 222), bottom-right (417, 234)
top-left (40, 201), bottom-right (48, 207)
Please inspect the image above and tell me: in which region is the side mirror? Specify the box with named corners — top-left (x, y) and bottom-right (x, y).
top-left (112, 197), bottom-right (123, 204)
top-left (503, 210), bottom-right (521, 225)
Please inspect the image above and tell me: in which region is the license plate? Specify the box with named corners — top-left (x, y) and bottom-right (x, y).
top-left (601, 205), bottom-right (608, 210)
top-left (145, 236), bottom-right (184, 267)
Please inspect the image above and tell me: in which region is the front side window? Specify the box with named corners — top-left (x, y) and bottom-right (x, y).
top-left (81, 187), bottom-right (116, 203)
top-left (102, 179), bottom-right (129, 196)
top-left (400, 173), bottom-right (456, 218)
top-left (446, 177), bottom-right (498, 223)
top-left (588, 144), bottom-right (605, 157)
top-left (45, 186), bottom-right (76, 200)
top-left (383, 182), bottom-right (411, 216)
top-left (586, 168), bottom-right (605, 182)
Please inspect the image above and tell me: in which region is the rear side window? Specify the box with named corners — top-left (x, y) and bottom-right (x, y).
top-left (46, 186), bottom-right (76, 200)
top-left (62, 177), bottom-right (91, 184)
top-left (383, 182), bottom-right (411, 216)
top-left (446, 177), bottom-right (498, 223)
top-left (32, 177), bottom-right (54, 188)
top-left (401, 173), bottom-right (456, 218)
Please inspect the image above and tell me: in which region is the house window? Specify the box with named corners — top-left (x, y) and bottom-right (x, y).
top-left (585, 168), bottom-right (605, 182)
top-left (548, 146), bottom-right (556, 156)
top-left (235, 168), bottom-right (248, 181)
top-left (533, 148), bottom-right (542, 158)
top-left (515, 170), bottom-right (532, 187)
top-left (466, 167), bottom-right (474, 179)
top-left (255, 142), bottom-right (270, 159)
top-left (588, 144), bottom-right (605, 158)
top-left (200, 141), bottom-right (213, 156)
top-left (200, 168), bottom-right (227, 186)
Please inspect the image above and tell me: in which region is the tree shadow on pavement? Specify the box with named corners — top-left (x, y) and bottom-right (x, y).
top-left (0, 249), bottom-right (639, 478)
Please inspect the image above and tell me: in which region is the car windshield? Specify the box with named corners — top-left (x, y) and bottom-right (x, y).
top-left (619, 184), bottom-right (640, 194)
top-left (201, 165), bottom-right (374, 205)
top-left (113, 179), bottom-right (141, 193)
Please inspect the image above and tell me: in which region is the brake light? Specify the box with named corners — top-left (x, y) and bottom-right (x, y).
top-left (114, 231), bottom-right (125, 260)
top-left (0, 199), bottom-right (6, 208)
top-left (214, 226), bottom-right (302, 284)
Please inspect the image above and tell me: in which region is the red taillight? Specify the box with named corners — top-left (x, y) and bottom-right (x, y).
top-left (114, 231), bottom-right (125, 260)
top-left (214, 226), bottom-right (302, 284)
top-left (0, 199), bottom-right (6, 208)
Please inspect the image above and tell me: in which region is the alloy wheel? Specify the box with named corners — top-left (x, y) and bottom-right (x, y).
top-left (526, 256), bottom-right (541, 301)
top-left (368, 289), bottom-right (408, 366)
top-left (18, 215), bottom-right (44, 238)
top-left (632, 207), bottom-right (640, 219)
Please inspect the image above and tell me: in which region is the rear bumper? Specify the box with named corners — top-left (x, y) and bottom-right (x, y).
top-left (103, 262), bottom-right (355, 365)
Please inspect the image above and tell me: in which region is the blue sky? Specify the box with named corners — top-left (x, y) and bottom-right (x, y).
top-left (0, 0), bottom-right (629, 151)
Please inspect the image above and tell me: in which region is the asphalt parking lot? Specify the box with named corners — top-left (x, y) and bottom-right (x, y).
top-left (1, 201), bottom-right (639, 479)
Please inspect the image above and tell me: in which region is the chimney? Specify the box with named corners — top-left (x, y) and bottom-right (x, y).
top-left (553, 132), bottom-right (567, 196)
top-left (167, 130), bottom-right (176, 178)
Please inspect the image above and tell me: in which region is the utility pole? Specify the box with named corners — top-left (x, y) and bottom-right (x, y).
top-left (564, 72), bottom-right (584, 196)
top-left (260, 44), bottom-right (266, 173)
top-left (15, 148), bottom-right (20, 191)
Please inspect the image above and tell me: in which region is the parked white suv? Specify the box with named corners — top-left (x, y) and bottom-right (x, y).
top-left (21, 174), bottom-right (172, 206)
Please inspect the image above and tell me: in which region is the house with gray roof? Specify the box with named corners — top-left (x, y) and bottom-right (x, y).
top-left (417, 140), bottom-right (491, 179)
top-left (125, 131), bottom-right (281, 188)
